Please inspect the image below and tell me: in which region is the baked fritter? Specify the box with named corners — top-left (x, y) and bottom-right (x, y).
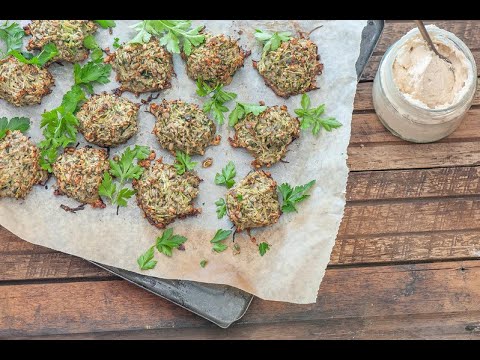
top-left (183, 34), bottom-right (247, 86)
top-left (229, 105), bottom-right (300, 168)
top-left (253, 37), bottom-right (323, 98)
top-left (77, 93), bottom-right (139, 147)
top-left (52, 147), bottom-right (109, 207)
top-left (0, 130), bottom-right (47, 199)
top-left (151, 100), bottom-right (216, 156)
top-left (0, 56), bottom-right (54, 106)
top-left (25, 20), bottom-right (97, 63)
top-left (105, 40), bottom-right (174, 94)
top-left (225, 170), bottom-right (281, 231)
top-left (134, 160), bottom-right (201, 228)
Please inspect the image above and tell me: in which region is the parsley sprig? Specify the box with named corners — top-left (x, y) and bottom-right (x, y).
top-left (77, 35), bottom-right (112, 93)
top-left (295, 94), bottom-right (342, 135)
top-left (258, 242), bottom-right (270, 256)
top-left (137, 228), bottom-right (188, 270)
top-left (174, 150), bottom-right (197, 175)
top-left (228, 102), bottom-right (267, 127)
top-left (254, 29), bottom-right (291, 53)
top-left (215, 198), bottom-right (227, 219)
top-left (196, 79), bottom-right (237, 125)
top-left (156, 228), bottom-right (187, 257)
top-left (130, 20), bottom-right (205, 56)
top-left (0, 117), bottom-right (30, 139)
top-left (9, 42), bottom-right (58, 67)
top-left (99, 145), bottom-right (150, 208)
top-left (39, 85), bottom-right (85, 172)
top-left (94, 20), bottom-right (116, 29)
top-left (278, 180), bottom-right (316, 213)
top-left (215, 161), bottom-right (236, 189)
top-left (0, 21), bottom-right (25, 57)
top-left (211, 229), bottom-right (232, 253)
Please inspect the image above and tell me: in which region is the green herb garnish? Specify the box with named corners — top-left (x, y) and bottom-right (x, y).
top-left (9, 42), bottom-right (58, 67)
top-left (174, 150), bottom-right (197, 175)
top-left (196, 79), bottom-right (237, 125)
top-left (39, 85), bottom-right (85, 172)
top-left (113, 37), bottom-right (121, 49)
top-left (94, 20), bottom-right (116, 29)
top-left (215, 198), bottom-right (227, 219)
top-left (99, 145), bottom-right (150, 208)
top-left (258, 242), bottom-right (270, 256)
top-left (137, 246), bottom-right (157, 270)
top-left (278, 180), bottom-right (316, 213)
top-left (295, 94), bottom-right (342, 135)
top-left (0, 117), bottom-right (30, 139)
top-left (76, 35), bottom-right (111, 93)
top-left (254, 29), bottom-right (291, 53)
top-left (215, 161), bottom-right (236, 189)
top-left (0, 21), bottom-right (25, 57)
top-left (156, 228), bottom-right (187, 257)
top-left (200, 259), bottom-right (208, 268)
top-left (129, 20), bottom-right (205, 55)
top-left (228, 102), bottom-right (267, 127)
top-left (211, 229), bottom-right (232, 253)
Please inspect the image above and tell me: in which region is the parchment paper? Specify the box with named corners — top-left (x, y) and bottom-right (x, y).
top-left (0, 20), bottom-right (366, 303)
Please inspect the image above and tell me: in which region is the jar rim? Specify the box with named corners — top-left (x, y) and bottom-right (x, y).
top-left (384, 26), bottom-right (477, 115)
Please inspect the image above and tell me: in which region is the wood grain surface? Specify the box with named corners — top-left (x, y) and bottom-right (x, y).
top-left (1, 20), bottom-right (479, 339)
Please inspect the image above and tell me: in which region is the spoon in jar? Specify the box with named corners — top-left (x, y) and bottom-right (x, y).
top-left (415, 20), bottom-right (453, 66)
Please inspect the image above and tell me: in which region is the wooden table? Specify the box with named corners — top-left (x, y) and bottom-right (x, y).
top-left (1, 20), bottom-right (480, 339)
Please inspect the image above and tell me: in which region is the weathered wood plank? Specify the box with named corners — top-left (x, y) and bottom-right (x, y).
top-left (0, 260), bottom-right (479, 338)
top-left (332, 230), bottom-right (480, 265)
top-left (354, 81), bottom-right (480, 111)
top-left (348, 142), bottom-right (480, 171)
top-left (351, 107), bottom-right (480, 145)
top-left (23, 313), bottom-right (480, 339)
top-left (376, 21), bottom-right (480, 54)
top-left (347, 167), bottom-right (480, 202)
top-left (339, 197), bottom-right (480, 237)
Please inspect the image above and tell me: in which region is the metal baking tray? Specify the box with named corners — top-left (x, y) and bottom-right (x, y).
top-left (91, 20), bottom-right (384, 329)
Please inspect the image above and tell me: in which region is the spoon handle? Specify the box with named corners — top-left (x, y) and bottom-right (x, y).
top-left (415, 20), bottom-right (440, 56)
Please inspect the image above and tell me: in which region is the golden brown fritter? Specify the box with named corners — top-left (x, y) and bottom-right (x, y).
top-left (183, 34), bottom-right (247, 86)
top-left (151, 100), bottom-right (217, 156)
top-left (0, 130), bottom-right (47, 199)
top-left (52, 147), bottom-right (109, 207)
top-left (229, 105), bottom-right (300, 168)
top-left (0, 56), bottom-right (54, 106)
top-left (134, 160), bottom-right (201, 228)
top-left (105, 40), bottom-right (174, 94)
top-left (253, 37), bottom-right (323, 98)
top-left (25, 20), bottom-right (97, 63)
top-left (77, 93), bottom-right (140, 147)
top-left (225, 170), bottom-right (281, 231)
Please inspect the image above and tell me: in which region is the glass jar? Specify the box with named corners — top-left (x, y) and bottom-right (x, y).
top-left (372, 26), bottom-right (477, 143)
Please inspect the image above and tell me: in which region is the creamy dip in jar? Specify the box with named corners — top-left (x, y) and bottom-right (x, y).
top-left (373, 25), bottom-right (477, 143)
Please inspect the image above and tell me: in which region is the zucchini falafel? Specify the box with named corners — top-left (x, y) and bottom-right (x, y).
top-left (77, 93), bottom-right (140, 148)
top-left (0, 130), bottom-right (47, 199)
top-left (253, 37), bottom-right (323, 98)
top-left (134, 160), bottom-right (201, 228)
top-left (229, 105), bottom-right (300, 168)
top-left (52, 147), bottom-right (109, 207)
top-left (105, 40), bottom-right (174, 95)
top-left (225, 170), bottom-right (281, 231)
top-left (25, 20), bottom-right (98, 63)
top-left (183, 33), bottom-right (247, 86)
top-left (151, 99), bottom-right (217, 156)
top-left (0, 56), bottom-right (54, 106)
